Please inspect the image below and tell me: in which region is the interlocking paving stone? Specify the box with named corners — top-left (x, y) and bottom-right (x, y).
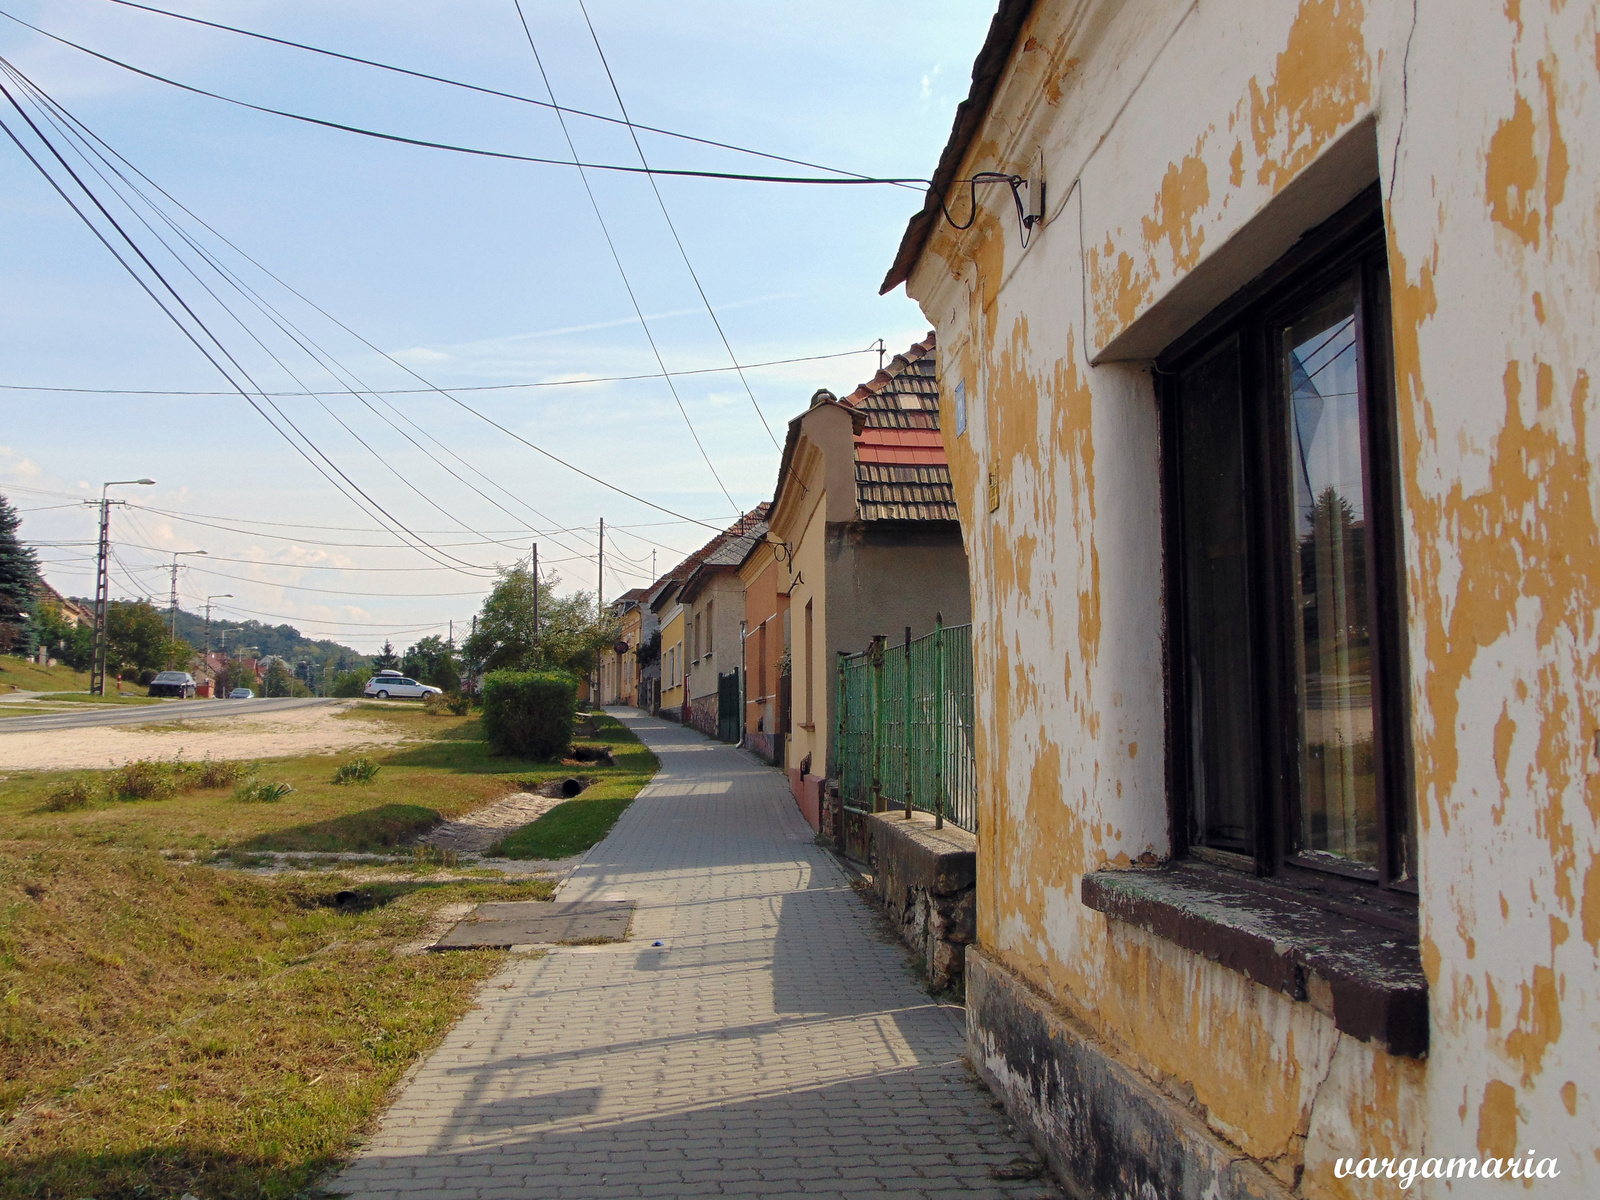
top-left (330, 710), bottom-right (1054, 1199)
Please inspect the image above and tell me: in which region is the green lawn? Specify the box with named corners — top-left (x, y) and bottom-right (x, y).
top-left (0, 658), bottom-right (90, 694)
top-left (0, 706), bottom-right (658, 1198)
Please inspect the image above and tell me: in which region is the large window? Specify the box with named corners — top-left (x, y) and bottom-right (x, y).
top-left (1161, 188), bottom-right (1416, 895)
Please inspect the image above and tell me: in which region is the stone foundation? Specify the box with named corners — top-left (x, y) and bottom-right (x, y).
top-left (863, 811), bottom-right (976, 992)
top-left (687, 694), bottom-right (718, 739)
top-left (966, 950), bottom-right (1291, 1200)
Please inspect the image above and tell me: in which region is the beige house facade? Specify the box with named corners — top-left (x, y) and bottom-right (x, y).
top-left (888, 0), bottom-right (1598, 1196)
top-left (768, 337), bottom-right (972, 796)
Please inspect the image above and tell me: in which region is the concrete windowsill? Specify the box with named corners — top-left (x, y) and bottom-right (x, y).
top-left (1081, 862), bottom-right (1427, 1057)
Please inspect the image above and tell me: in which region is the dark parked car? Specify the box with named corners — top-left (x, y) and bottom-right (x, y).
top-left (148, 671), bottom-right (197, 698)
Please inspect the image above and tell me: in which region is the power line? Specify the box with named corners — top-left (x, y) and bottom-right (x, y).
top-left (0, 10), bottom-right (929, 186)
top-left (577, 0), bottom-right (779, 449)
top-left (15, 71), bottom-right (534, 566)
top-left (511, 0), bottom-right (738, 515)
top-left (0, 61), bottom-right (493, 577)
top-left (0, 346), bottom-right (878, 396)
top-left (98, 0), bottom-right (915, 189)
top-left (1, 66), bottom-right (726, 533)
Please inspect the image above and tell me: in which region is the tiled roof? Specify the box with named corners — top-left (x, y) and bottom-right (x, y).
top-left (652, 505), bottom-right (770, 605)
top-left (839, 333), bottom-right (958, 522)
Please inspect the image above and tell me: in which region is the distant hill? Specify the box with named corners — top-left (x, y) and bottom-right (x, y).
top-left (69, 599), bottom-right (370, 676)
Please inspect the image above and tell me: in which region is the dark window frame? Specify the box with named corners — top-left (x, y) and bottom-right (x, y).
top-left (1159, 185), bottom-right (1417, 915)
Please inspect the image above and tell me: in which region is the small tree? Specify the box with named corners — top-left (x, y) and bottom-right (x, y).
top-left (373, 640), bottom-right (400, 671)
top-left (464, 566), bottom-right (617, 678)
top-left (0, 492), bottom-right (41, 656)
top-left (261, 659), bottom-right (295, 698)
top-left (403, 634), bottom-right (461, 691)
top-left (32, 600), bottom-right (93, 669)
top-left (107, 600), bottom-right (175, 679)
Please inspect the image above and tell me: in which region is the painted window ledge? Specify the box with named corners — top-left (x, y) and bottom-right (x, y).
top-left (1081, 862), bottom-right (1427, 1057)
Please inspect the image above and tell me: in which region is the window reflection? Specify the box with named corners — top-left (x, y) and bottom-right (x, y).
top-left (1284, 281), bottom-right (1379, 868)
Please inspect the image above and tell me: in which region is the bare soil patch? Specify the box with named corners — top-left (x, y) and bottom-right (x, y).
top-left (420, 790), bottom-right (567, 854)
top-left (0, 701), bottom-right (412, 771)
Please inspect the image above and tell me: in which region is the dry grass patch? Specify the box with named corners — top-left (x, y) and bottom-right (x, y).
top-left (0, 846), bottom-right (554, 1199)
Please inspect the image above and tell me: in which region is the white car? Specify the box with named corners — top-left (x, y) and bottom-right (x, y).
top-left (364, 672), bottom-right (442, 700)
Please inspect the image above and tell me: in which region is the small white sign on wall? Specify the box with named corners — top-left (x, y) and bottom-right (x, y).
top-left (954, 379), bottom-right (967, 436)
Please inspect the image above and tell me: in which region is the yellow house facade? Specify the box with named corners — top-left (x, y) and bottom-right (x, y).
top-left (656, 597), bottom-right (686, 724)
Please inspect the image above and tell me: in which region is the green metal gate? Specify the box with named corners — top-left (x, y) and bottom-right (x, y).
top-left (835, 622), bottom-right (976, 832)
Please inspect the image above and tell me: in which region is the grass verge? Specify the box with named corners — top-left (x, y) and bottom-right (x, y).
top-left (0, 658), bottom-right (90, 694)
top-left (490, 713), bottom-right (655, 859)
top-left (0, 847), bottom-right (553, 1199)
top-left (0, 705), bottom-right (659, 1196)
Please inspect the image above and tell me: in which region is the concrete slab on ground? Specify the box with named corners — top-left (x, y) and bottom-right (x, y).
top-left (433, 899), bottom-right (636, 949)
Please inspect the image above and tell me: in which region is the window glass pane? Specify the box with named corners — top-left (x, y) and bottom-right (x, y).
top-left (1283, 280), bottom-right (1379, 868)
top-left (1177, 339), bottom-right (1257, 855)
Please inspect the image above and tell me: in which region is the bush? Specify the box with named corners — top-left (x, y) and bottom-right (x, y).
top-left (43, 779), bottom-right (97, 811)
top-left (330, 670), bottom-right (367, 698)
top-left (332, 757), bottom-right (380, 785)
top-left (234, 778), bottom-right (294, 803)
top-left (480, 669), bottom-right (577, 760)
top-left (445, 691), bottom-right (472, 716)
top-left (107, 759), bottom-right (179, 802)
top-left (191, 756), bottom-right (248, 789)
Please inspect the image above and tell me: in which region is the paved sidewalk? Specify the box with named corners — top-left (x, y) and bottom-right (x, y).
top-left (331, 710), bottom-right (1053, 1199)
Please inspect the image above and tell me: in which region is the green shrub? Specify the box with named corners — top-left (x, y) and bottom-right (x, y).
top-left (445, 691), bottom-right (472, 716)
top-left (332, 757), bottom-right (381, 785)
top-left (43, 779), bottom-right (97, 811)
top-left (330, 670), bottom-right (368, 698)
top-left (480, 669), bottom-right (577, 760)
top-left (107, 759), bottom-right (179, 802)
top-left (234, 778), bottom-right (294, 803)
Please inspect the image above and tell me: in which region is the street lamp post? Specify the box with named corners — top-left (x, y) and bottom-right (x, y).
top-left (90, 478), bottom-right (155, 695)
top-left (168, 550), bottom-right (208, 651)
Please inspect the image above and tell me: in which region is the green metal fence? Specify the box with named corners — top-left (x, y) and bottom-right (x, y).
top-left (835, 623), bottom-right (976, 833)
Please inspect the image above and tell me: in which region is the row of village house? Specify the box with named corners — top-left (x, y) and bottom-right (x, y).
top-left (597, 331), bottom-right (973, 808)
top-left (606, 1), bottom-right (1597, 1196)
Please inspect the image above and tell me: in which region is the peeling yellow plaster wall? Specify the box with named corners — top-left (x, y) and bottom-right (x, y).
top-left (908, 0), bottom-right (1597, 1187)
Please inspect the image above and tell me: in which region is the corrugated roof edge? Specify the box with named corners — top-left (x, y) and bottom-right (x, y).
top-left (879, 0), bottom-right (1038, 295)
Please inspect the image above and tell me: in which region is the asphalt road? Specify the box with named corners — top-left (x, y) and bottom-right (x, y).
top-left (0, 695), bottom-right (338, 734)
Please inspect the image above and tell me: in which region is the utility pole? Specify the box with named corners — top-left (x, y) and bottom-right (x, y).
top-left (168, 550), bottom-right (207, 649)
top-left (203, 594), bottom-right (232, 655)
top-left (651, 549), bottom-right (657, 582)
top-left (596, 518), bottom-right (605, 706)
top-left (89, 478), bottom-right (155, 695)
top-left (531, 542), bottom-right (539, 662)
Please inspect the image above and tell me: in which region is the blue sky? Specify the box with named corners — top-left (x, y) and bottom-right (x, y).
top-left (0, 0), bottom-right (989, 651)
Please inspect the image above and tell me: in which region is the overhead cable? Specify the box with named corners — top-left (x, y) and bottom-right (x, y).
top-left (0, 63), bottom-right (724, 532)
top-left (0, 61), bottom-right (495, 576)
top-left (511, 0), bottom-right (738, 515)
top-left (577, 0), bottom-right (778, 449)
top-left (0, 346), bottom-right (878, 396)
top-left (99, 0), bottom-right (914, 189)
top-left (0, 10), bottom-right (928, 186)
top-left (14, 70), bottom-right (545, 564)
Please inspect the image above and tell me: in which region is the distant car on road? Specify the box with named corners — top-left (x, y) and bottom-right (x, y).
top-left (364, 670), bottom-right (442, 700)
top-left (148, 671), bottom-right (196, 699)
top-left (228, 688), bottom-right (256, 700)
